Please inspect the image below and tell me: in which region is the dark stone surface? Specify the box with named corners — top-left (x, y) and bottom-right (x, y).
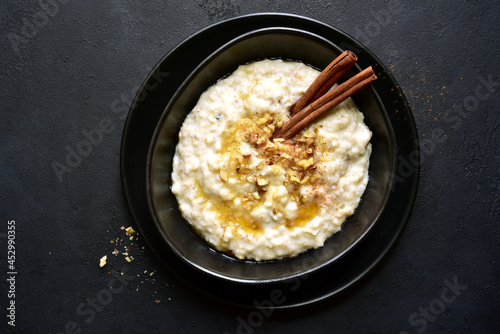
top-left (1, 1), bottom-right (498, 333)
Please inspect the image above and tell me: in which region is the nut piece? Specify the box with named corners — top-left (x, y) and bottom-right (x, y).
top-left (219, 170), bottom-right (229, 182)
top-left (300, 175), bottom-right (311, 184)
top-left (99, 255), bottom-right (107, 268)
top-left (298, 157), bottom-right (314, 169)
top-left (125, 226), bottom-right (135, 235)
top-left (256, 113), bottom-right (272, 125)
top-left (256, 135), bottom-right (266, 145)
top-left (257, 177), bottom-right (269, 186)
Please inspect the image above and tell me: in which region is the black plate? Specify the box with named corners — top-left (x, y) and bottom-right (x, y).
top-left (120, 13), bottom-right (419, 308)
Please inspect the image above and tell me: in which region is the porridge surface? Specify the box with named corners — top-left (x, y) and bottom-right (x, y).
top-left (171, 59), bottom-right (372, 261)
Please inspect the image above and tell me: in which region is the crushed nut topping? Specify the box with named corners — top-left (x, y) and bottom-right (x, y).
top-left (200, 108), bottom-right (329, 238)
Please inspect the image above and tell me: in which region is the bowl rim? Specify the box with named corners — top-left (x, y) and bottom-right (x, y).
top-left (145, 26), bottom-right (397, 284)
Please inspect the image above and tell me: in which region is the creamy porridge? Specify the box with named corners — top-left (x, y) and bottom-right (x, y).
top-left (171, 59), bottom-right (372, 261)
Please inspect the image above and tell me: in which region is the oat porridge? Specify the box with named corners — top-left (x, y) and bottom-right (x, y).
top-left (171, 59), bottom-right (372, 261)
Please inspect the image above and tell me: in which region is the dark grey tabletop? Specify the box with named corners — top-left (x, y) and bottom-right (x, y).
top-left (1, 1), bottom-right (499, 333)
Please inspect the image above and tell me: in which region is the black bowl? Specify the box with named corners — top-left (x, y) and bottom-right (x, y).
top-left (146, 27), bottom-right (396, 284)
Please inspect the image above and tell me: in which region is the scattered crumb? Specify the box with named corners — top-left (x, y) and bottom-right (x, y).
top-left (101, 225), bottom-right (173, 300)
top-left (99, 255), bottom-right (107, 268)
top-left (125, 226), bottom-right (136, 235)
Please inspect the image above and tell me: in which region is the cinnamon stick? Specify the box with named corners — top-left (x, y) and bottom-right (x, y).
top-left (290, 50), bottom-right (358, 116)
top-left (274, 66), bottom-right (377, 140)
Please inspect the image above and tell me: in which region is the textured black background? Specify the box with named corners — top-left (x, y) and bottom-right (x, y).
top-left (1, 1), bottom-right (499, 333)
